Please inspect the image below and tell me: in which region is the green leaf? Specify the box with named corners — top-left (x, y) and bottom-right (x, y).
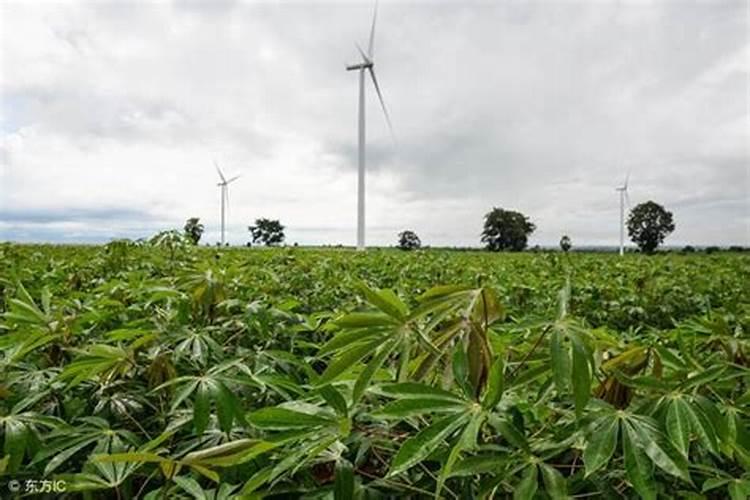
top-left (319, 385), bottom-right (348, 417)
top-left (728, 480), bottom-right (750, 500)
top-left (540, 463), bottom-right (567, 499)
top-left (388, 413), bottom-right (469, 477)
top-left (333, 460), bottom-right (354, 500)
top-left (680, 365), bottom-right (727, 390)
top-left (173, 476), bottom-right (206, 500)
top-left (194, 381), bottom-right (210, 436)
top-left (550, 327), bottom-right (569, 392)
top-left (352, 341), bottom-right (397, 405)
top-left (437, 412), bottom-right (485, 497)
top-left (335, 312), bottom-right (400, 328)
top-left (702, 478), bottom-right (730, 492)
top-left (488, 415), bottom-right (529, 453)
top-left (482, 356), bottom-right (505, 409)
top-left (356, 282), bottom-right (408, 320)
top-left (629, 417), bottom-right (690, 482)
top-left (418, 285), bottom-right (471, 302)
top-left (571, 338), bottom-right (591, 417)
top-left (318, 328), bottom-right (382, 356)
top-left (453, 345), bottom-right (473, 399)
top-left (215, 382), bottom-right (238, 433)
top-left (43, 437), bottom-right (97, 476)
top-left (3, 419), bottom-right (28, 472)
top-left (584, 415), bottom-right (619, 477)
top-left (379, 383), bottom-right (464, 402)
top-left (623, 422), bottom-right (656, 500)
top-left (377, 398), bottom-right (466, 418)
top-left (450, 455), bottom-right (506, 477)
top-left (514, 464), bottom-right (538, 500)
top-left (666, 397), bottom-right (691, 458)
top-left (318, 338), bottom-right (384, 384)
top-left (247, 408), bottom-right (334, 430)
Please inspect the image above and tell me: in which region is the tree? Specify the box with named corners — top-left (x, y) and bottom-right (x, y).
top-left (184, 217), bottom-right (204, 245)
top-left (249, 218), bottom-right (285, 246)
top-left (397, 230), bottom-right (421, 251)
top-left (626, 201), bottom-right (675, 253)
top-left (481, 207), bottom-right (536, 252)
top-left (560, 235), bottom-right (572, 253)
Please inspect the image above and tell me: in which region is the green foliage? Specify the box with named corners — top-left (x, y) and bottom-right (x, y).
top-left (627, 200), bottom-right (676, 253)
top-left (0, 245), bottom-right (747, 498)
top-left (481, 207), bottom-right (536, 251)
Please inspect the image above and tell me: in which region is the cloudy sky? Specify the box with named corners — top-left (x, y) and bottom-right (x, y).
top-left (1, 0), bottom-right (748, 247)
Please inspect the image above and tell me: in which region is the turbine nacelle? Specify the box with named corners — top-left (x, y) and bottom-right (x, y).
top-left (346, 61), bottom-right (373, 71)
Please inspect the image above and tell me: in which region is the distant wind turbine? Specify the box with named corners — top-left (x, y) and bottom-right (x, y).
top-left (215, 161), bottom-right (240, 246)
top-left (616, 172), bottom-right (630, 256)
top-left (346, 0), bottom-right (394, 251)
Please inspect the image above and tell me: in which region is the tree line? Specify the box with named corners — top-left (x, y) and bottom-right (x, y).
top-left (181, 200), bottom-right (679, 253)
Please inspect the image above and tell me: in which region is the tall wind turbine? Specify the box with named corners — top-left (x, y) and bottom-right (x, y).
top-left (215, 161), bottom-right (240, 246)
top-left (616, 173), bottom-right (630, 256)
top-left (346, 0), bottom-right (393, 251)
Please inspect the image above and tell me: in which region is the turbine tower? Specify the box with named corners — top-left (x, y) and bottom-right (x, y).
top-left (346, 0), bottom-right (393, 251)
top-left (215, 161), bottom-right (240, 246)
top-left (616, 173), bottom-right (630, 256)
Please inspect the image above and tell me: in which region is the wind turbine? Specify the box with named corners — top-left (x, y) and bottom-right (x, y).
top-left (616, 172), bottom-right (630, 256)
top-left (346, 0), bottom-right (394, 251)
top-left (215, 161), bottom-right (240, 246)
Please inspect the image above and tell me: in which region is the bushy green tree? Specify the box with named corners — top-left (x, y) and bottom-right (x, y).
top-left (481, 207), bottom-right (535, 251)
top-left (397, 230), bottom-right (421, 250)
top-left (627, 201), bottom-right (675, 253)
top-left (560, 235), bottom-right (572, 253)
top-left (183, 217), bottom-right (204, 245)
top-left (249, 218), bottom-right (285, 246)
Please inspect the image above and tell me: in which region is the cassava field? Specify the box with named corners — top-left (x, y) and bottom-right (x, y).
top-left (0, 242), bottom-right (748, 499)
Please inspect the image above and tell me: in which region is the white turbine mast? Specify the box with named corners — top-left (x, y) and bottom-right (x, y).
top-left (346, 0), bottom-right (394, 251)
top-left (616, 172), bottom-right (630, 256)
top-left (214, 161), bottom-right (240, 247)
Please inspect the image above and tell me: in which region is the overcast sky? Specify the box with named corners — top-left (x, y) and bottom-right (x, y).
top-left (1, 0), bottom-right (748, 247)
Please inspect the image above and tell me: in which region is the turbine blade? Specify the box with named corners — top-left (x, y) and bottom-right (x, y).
top-left (368, 67), bottom-right (394, 140)
top-left (226, 175), bottom-right (241, 184)
top-left (624, 170), bottom-right (630, 190)
top-left (214, 160), bottom-right (227, 183)
top-left (625, 190), bottom-right (631, 210)
top-left (367, 0), bottom-right (378, 58)
top-left (355, 43), bottom-right (370, 64)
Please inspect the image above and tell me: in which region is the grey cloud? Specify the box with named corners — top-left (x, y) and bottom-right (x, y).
top-left (1, 0), bottom-right (747, 246)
